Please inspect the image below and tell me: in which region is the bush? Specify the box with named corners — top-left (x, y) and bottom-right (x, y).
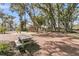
top-left (0, 43), bottom-right (11, 55)
top-left (0, 42), bottom-right (15, 56)
top-left (0, 27), bottom-right (7, 34)
top-left (22, 28), bottom-right (28, 32)
top-left (16, 27), bottom-right (28, 32)
top-left (16, 27), bottom-right (21, 33)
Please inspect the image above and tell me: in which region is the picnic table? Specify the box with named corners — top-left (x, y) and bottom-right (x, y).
top-left (14, 34), bottom-right (33, 53)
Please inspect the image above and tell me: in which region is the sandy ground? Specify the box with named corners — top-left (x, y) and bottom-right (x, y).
top-left (0, 31), bottom-right (79, 56)
top-left (0, 31), bottom-right (32, 41)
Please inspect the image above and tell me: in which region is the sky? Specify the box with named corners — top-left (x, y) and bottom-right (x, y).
top-left (0, 3), bottom-right (79, 25)
top-left (0, 3), bottom-right (32, 25)
top-left (0, 3), bottom-right (20, 24)
top-left (0, 3), bottom-right (41, 25)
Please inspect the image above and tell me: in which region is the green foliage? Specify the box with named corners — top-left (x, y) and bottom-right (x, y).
top-left (16, 27), bottom-right (28, 32)
top-left (35, 16), bottom-right (45, 26)
top-left (0, 26), bottom-right (7, 34)
top-left (22, 28), bottom-right (28, 31)
top-left (0, 43), bottom-right (10, 55)
top-left (10, 3), bottom-right (78, 32)
top-left (16, 27), bottom-right (21, 33)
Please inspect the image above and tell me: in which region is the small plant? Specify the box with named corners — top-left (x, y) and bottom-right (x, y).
top-left (0, 43), bottom-right (10, 55)
top-left (22, 28), bottom-right (28, 32)
top-left (16, 27), bottom-right (21, 33)
top-left (0, 27), bottom-right (7, 34)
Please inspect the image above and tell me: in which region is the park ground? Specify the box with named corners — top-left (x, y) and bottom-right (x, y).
top-left (0, 31), bottom-right (79, 56)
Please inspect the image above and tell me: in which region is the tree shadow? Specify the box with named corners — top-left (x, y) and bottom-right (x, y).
top-left (55, 42), bottom-right (79, 56)
top-left (24, 41), bottom-right (41, 56)
top-left (42, 41), bottom-right (79, 56)
top-left (5, 40), bottom-right (41, 56)
top-left (0, 33), bottom-right (10, 34)
top-left (32, 32), bottom-right (79, 41)
top-left (31, 32), bottom-right (69, 38)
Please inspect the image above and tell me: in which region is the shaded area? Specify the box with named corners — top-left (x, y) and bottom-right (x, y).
top-left (28, 32), bottom-right (79, 56)
top-left (0, 40), bottom-right (41, 56)
top-left (42, 40), bottom-right (79, 56)
top-left (32, 32), bottom-right (79, 40)
top-left (32, 32), bottom-right (69, 38)
top-left (24, 41), bottom-right (41, 56)
top-left (0, 32), bottom-right (79, 56)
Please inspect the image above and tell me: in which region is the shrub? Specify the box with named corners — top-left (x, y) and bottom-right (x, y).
top-left (16, 27), bottom-right (28, 32)
top-left (22, 28), bottom-right (28, 32)
top-left (0, 27), bottom-right (7, 34)
top-left (0, 43), bottom-right (10, 55)
top-left (16, 27), bottom-right (21, 33)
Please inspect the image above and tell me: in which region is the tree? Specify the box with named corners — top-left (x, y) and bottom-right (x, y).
top-left (11, 3), bottom-right (26, 32)
top-left (10, 3), bottom-right (78, 33)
